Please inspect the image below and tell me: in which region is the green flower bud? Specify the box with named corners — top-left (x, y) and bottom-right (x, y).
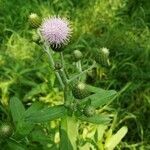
top-left (72, 50), bottom-right (83, 62)
top-left (32, 31), bottom-right (40, 42)
top-left (84, 105), bottom-right (95, 117)
top-left (86, 68), bottom-right (97, 84)
top-left (54, 61), bottom-right (62, 70)
top-left (72, 82), bottom-right (90, 99)
top-left (0, 122), bottom-right (13, 138)
top-left (28, 13), bottom-right (41, 28)
top-left (94, 47), bottom-right (110, 67)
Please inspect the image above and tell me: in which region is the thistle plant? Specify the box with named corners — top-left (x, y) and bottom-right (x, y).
top-left (5, 13), bottom-right (128, 150)
top-left (25, 14), bottom-right (128, 149)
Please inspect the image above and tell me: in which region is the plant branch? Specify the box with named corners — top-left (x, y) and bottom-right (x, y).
top-left (68, 61), bottom-right (96, 83)
top-left (43, 44), bottom-right (64, 89)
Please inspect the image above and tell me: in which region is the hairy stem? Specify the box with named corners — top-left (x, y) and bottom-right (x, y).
top-left (59, 52), bottom-right (68, 85)
top-left (43, 44), bottom-right (64, 89)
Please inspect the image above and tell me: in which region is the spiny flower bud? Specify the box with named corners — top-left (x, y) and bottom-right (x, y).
top-left (28, 13), bottom-right (41, 28)
top-left (0, 122), bottom-right (13, 138)
top-left (54, 61), bottom-right (62, 70)
top-left (64, 101), bottom-right (76, 113)
top-left (84, 105), bottom-right (95, 117)
top-left (40, 16), bottom-right (72, 51)
top-left (72, 82), bottom-right (90, 99)
top-left (72, 50), bottom-right (83, 62)
top-left (94, 47), bottom-right (110, 67)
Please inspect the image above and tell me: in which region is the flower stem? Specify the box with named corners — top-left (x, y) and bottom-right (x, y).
top-left (59, 69), bottom-right (68, 85)
top-left (68, 61), bottom-right (96, 83)
top-left (59, 52), bottom-right (70, 85)
top-left (78, 60), bottom-right (82, 73)
top-left (60, 52), bottom-right (65, 67)
top-left (43, 44), bottom-right (64, 89)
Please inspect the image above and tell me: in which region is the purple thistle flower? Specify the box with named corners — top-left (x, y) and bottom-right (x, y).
top-left (40, 16), bottom-right (72, 48)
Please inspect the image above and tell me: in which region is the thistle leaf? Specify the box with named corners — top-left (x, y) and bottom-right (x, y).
top-left (25, 105), bottom-right (67, 123)
top-left (105, 126), bottom-right (128, 150)
top-left (80, 86), bottom-right (117, 108)
top-left (78, 114), bottom-right (111, 124)
top-left (9, 97), bottom-right (25, 124)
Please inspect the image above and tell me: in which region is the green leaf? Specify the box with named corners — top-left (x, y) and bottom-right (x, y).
top-left (80, 86), bottom-right (117, 108)
top-left (30, 130), bottom-right (53, 144)
top-left (60, 129), bottom-right (73, 150)
top-left (16, 121), bottom-right (34, 136)
top-left (60, 116), bottom-right (77, 150)
top-left (7, 141), bottom-right (26, 150)
top-left (25, 105), bottom-right (67, 123)
top-left (87, 85), bottom-right (106, 93)
top-left (25, 102), bottom-right (44, 116)
top-left (91, 90), bottom-right (116, 107)
top-left (78, 114), bottom-right (111, 124)
top-left (105, 126), bottom-right (128, 150)
top-left (23, 83), bottom-right (49, 101)
top-left (9, 97), bottom-right (25, 124)
top-left (97, 125), bottom-right (107, 141)
top-left (60, 117), bottom-right (74, 150)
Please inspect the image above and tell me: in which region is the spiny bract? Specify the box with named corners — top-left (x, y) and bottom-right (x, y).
top-left (72, 82), bottom-right (90, 99)
top-left (94, 47), bottom-right (110, 67)
top-left (0, 122), bottom-right (13, 138)
top-left (28, 13), bottom-right (41, 28)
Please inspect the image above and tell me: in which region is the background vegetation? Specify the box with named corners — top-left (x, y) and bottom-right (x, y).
top-left (0, 0), bottom-right (150, 149)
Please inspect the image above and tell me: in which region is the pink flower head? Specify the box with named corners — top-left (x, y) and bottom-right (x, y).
top-left (40, 16), bottom-right (72, 48)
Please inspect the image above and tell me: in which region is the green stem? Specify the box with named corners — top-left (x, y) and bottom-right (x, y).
top-left (60, 82), bottom-right (77, 150)
top-left (76, 62), bottom-right (79, 70)
top-left (68, 61), bottom-right (96, 83)
top-left (43, 44), bottom-right (64, 89)
top-left (60, 52), bottom-right (65, 67)
top-left (78, 60), bottom-right (82, 73)
top-left (59, 52), bottom-right (69, 85)
top-left (59, 69), bottom-right (69, 85)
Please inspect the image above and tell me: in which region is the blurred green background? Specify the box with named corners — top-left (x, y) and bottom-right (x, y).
top-left (0, 0), bottom-right (150, 149)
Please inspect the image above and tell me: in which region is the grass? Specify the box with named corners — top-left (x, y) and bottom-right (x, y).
top-left (0, 0), bottom-right (150, 149)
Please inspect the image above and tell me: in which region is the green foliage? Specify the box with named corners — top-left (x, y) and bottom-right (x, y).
top-left (80, 85), bottom-right (117, 108)
top-left (60, 117), bottom-right (76, 150)
top-left (60, 129), bottom-right (74, 150)
top-left (0, 0), bottom-right (149, 149)
top-left (25, 105), bottom-right (67, 123)
top-left (78, 115), bottom-right (111, 125)
top-left (10, 97), bottom-right (25, 124)
top-left (105, 126), bottom-right (128, 150)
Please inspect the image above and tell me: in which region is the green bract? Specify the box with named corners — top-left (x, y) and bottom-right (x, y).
top-left (28, 13), bottom-right (41, 28)
top-left (72, 82), bottom-right (90, 99)
top-left (0, 122), bottom-right (13, 138)
top-left (54, 61), bottom-right (63, 70)
top-left (72, 50), bottom-right (83, 62)
top-left (83, 105), bottom-right (95, 117)
top-left (94, 48), bottom-right (110, 67)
